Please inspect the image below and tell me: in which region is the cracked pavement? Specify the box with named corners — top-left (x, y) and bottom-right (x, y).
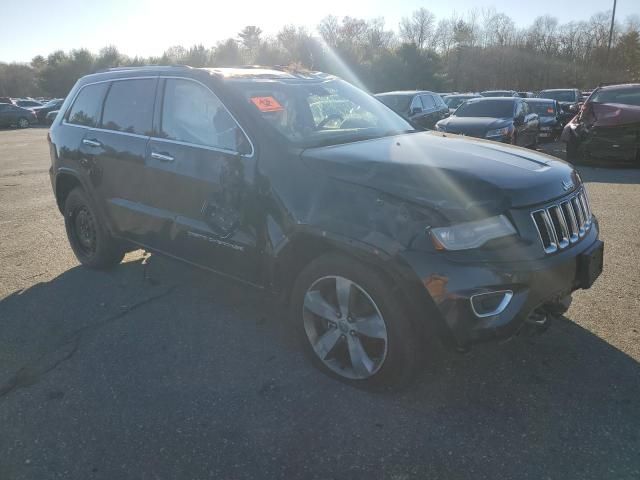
top-left (1, 128), bottom-right (639, 480)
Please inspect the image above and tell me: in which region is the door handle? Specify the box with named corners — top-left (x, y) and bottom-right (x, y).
top-left (82, 138), bottom-right (102, 147)
top-left (151, 151), bottom-right (174, 162)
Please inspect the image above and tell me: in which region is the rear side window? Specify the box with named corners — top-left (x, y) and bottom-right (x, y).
top-left (66, 83), bottom-right (109, 127)
top-left (160, 78), bottom-right (246, 152)
top-left (101, 79), bottom-right (156, 135)
top-left (421, 95), bottom-right (436, 111)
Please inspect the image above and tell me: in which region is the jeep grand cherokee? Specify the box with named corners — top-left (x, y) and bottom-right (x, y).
top-left (48, 66), bottom-right (604, 390)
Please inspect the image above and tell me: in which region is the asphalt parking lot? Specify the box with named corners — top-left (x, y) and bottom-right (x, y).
top-left (1, 127), bottom-right (639, 480)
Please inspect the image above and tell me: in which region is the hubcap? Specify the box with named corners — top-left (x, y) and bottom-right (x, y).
top-left (73, 206), bottom-right (96, 255)
top-left (302, 276), bottom-right (388, 380)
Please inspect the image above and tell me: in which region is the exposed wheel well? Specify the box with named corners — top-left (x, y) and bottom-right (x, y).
top-left (55, 173), bottom-right (82, 212)
top-left (274, 234), bottom-right (442, 344)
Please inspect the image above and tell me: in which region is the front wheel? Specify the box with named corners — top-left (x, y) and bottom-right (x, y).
top-left (290, 254), bottom-right (420, 391)
top-left (64, 187), bottom-right (124, 269)
top-left (17, 117), bottom-right (30, 129)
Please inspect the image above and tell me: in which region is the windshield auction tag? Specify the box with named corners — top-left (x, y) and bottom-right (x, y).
top-left (250, 96), bottom-right (284, 112)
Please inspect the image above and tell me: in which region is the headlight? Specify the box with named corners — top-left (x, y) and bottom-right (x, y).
top-left (485, 126), bottom-right (511, 138)
top-left (430, 215), bottom-right (517, 251)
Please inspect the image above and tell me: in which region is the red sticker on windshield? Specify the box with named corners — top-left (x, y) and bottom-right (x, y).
top-left (250, 96), bottom-right (284, 112)
top-left (547, 107), bottom-right (554, 114)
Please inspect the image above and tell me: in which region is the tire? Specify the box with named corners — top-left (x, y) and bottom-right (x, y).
top-left (17, 117), bottom-right (30, 129)
top-left (290, 253), bottom-right (421, 391)
top-left (63, 187), bottom-right (124, 269)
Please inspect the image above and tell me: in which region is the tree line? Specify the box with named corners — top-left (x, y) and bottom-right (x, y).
top-left (1, 8), bottom-right (638, 99)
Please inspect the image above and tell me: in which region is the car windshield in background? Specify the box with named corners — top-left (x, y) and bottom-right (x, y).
top-left (445, 96), bottom-right (477, 109)
top-left (454, 100), bottom-right (514, 118)
top-left (42, 99), bottom-right (61, 107)
top-left (231, 79), bottom-right (414, 148)
top-left (529, 102), bottom-right (557, 116)
top-left (590, 87), bottom-right (640, 106)
top-left (539, 90), bottom-right (576, 102)
top-left (482, 91), bottom-right (513, 97)
top-left (376, 94), bottom-right (412, 112)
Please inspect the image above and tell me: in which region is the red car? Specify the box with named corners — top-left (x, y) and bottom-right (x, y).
top-left (562, 83), bottom-right (640, 166)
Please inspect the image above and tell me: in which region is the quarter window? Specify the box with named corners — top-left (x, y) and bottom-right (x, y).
top-left (160, 79), bottom-right (247, 153)
top-left (67, 83), bottom-right (109, 127)
top-left (100, 79), bottom-right (155, 135)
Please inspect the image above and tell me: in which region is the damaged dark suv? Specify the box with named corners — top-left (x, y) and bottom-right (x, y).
top-left (49, 66), bottom-right (604, 390)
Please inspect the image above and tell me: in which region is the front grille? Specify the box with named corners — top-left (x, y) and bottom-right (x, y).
top-left (531, 188), bottom-right (592, 254)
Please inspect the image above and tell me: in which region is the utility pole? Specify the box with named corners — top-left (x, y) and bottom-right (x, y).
top-left (607, 0), bottom-right (617, 59)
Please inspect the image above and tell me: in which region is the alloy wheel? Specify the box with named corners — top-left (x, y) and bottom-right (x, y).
top-left (302, 276), bottom-right (388, 380)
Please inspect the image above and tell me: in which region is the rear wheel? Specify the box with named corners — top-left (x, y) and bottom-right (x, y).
top-left (64, 187), bottom-right (124, 269)
top-left (290, 253), bottom-right (420, 391)
top-left (17, 117), bottom-right (29, 129)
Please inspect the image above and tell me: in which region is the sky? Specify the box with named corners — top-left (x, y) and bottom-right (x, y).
top-left (1, 0), bottom-right (636, 63)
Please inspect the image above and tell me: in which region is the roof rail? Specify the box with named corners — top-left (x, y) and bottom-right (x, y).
top-left (95, 65), bottom-right (192, 74)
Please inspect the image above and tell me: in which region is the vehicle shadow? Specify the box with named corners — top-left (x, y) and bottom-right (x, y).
top-left (0, 253), bottom-right (638, 479)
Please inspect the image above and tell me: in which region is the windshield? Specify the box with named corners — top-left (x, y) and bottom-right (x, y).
top-left (454, 100), bottom-right (514, 118)
top-left (538, 90), bottom-right (576, 102)
top-left (481, 91), bottom-right (513, 97)
top-left (445, 96), bottom-right (478, 108)
top-left (43, 99), bottom-right (61, 107)
top-left (375, 94), bottom-right (412, 112)
top-left (528, 102), bottom-right (557, 116)
top-left (590, 87), bottom-right (640, 106)
top-left (231, 79), bottom-right (414, 148)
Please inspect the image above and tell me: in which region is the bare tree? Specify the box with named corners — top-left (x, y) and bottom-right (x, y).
top-left (399, 8), bottom-right (436, 49)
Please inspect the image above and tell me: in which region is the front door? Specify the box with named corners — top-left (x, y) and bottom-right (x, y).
top-left (142, 77), bottom-right (261, 285)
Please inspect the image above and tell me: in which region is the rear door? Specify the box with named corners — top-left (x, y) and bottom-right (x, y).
top-left (79, 77), bottom-right (158, 241)
top-left (143, 77), bottom-right (261, 284)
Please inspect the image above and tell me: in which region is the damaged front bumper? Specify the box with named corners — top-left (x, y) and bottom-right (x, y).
top-left (400, 221), bottom-right (603, 349)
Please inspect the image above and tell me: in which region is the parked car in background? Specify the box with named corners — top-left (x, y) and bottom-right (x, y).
top-left (442, 94), bottom-right (481, 114)
top-left (15, 99), bottom-right (43, 109)
top-left (480, 90), bottom-right (519, 97)
top-left (537, 89), bottom-right (582, 124)
top-left (48, 66), bottom-right (603, 390)
top-left (580, 90), bottom-right (593, 102)
top-left (0, 103), bottom-right (37, 128)
top-left (0, 96), bottom-right (15, 105)
top-left (45, 109), bottom-right (60, 125)
top-left (32, 98), bottom-right (64, 123)
top-left (562, 83), bottom-right (640, 166)
top-left (435, 97), bottom-right (539, 147)
top-left (375, 90), bottom-right (449, 129)
top-left (524, 98), bottom-right (563, 142)
top-left (518, 91), bottom-right (535, 98)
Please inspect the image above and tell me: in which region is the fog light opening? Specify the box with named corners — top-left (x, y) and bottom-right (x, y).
top-left (470, 290), bottom-right (513, 318)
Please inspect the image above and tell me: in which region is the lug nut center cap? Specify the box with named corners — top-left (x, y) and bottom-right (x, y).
top-left (338, 321), bottom-right (349, 333)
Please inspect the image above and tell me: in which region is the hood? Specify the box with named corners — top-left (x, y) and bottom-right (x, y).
top-left (437, 116), bottom-right (511, 137)
top-left (301, 131), bottom-right (577, 223)
top-left (584, 102), bottom-right (640, 127)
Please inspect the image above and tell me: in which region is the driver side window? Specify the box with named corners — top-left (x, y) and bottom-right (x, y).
top-left (410, 96), bottom-right (422, 112)
top-left (161, 79), bottom-right (248, 153)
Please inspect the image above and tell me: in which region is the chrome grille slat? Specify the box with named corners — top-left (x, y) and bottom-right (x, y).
top-left (531, 188), bottom-right (592, 254)
top-left (561, 201), bottom-right (579, 242)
